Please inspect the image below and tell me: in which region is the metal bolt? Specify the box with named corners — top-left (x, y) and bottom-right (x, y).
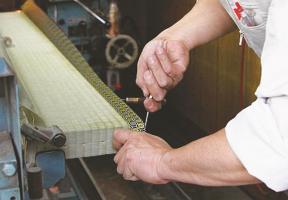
top-left (52, 134), bottom-right (66, 147)
top-left (3, 36), bottom-right (13, 47)
top-left (2, 163), bottom-right (17, 177)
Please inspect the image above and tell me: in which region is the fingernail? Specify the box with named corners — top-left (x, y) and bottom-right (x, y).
top-left (155, 94), bottom-right (163, 102)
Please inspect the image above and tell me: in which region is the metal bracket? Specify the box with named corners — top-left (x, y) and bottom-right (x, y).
top-left (0, 132), bottom-right (20, 200)
top-left (21, 123), bottom-right (66, 148)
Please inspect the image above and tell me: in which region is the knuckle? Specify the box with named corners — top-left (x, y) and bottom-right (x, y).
top-left (113, 158), bottom-right (118, 164)
top-left (170, 68), bottom-right (183, 81)
top-left (147, 60), bottom-right (157, 71)
top-left (113, 155), bottom-right (118, 163)
top-left (126, 151), bottom-right (134, 162)
top-left (149, 103), bottom-right (162, 112)
top-left (155, 92), bottom-right (165, 101)
top-left (123, 175), bottom-right (129, 180)
top-left (136, 78), bottom-right (142, 87)
top-left (147, 63), bottom-right (154, 71)
top-left (144, 76), bottom-right (154, 86)
top-left (175, 74), bottom-right (183, 84)
top-left (179, 65), bottom-right (186, 73)
top-left (157, 52), bottom-right (165, 60)
top-left (159, 78), bottom-right (169, 88)
top-left (126, 143), bottom-right (134, 150)
top-left (117, 166), bottom-right (123, 174)
top-left (165, 67), bottom-right (173, 76)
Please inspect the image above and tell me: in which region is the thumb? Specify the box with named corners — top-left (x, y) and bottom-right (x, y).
top-left (113, 129), bottom-right (132, 151)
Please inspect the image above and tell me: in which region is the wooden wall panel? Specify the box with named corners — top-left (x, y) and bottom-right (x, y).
top-left (171, 32), bottom-right (244, 133)
top-left (216, 32), bottom-right (242, 130)
top-left (243, 48), bottom-right (261, 107)
top-left (0, 0), bottom-right (16, 11)
top-left (189, 41), bottom-right (218, 132)
top-left (146, 0), bottom-right (195, 39)
top-left (170, 40), bottom-right (218, 133)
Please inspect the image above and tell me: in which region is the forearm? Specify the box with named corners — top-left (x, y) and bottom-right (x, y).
top-left (156, 0), bottom-right (236, 49)
top-left (159, 129), bottom-right (260, 186)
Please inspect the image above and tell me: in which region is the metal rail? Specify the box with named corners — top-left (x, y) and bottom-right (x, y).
top-left (79, 158), bottom-right (107, 200)
top-left (68, 156), bottom-right (194, 200)
top-left (72, 0), bottom-right (110, 28)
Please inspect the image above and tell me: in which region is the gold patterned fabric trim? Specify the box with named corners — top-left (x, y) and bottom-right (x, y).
top-left (21, 0), bottom-right (144, 132)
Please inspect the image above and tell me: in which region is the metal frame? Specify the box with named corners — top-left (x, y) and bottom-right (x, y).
top-left (0, 57), bottom-right (23, 200)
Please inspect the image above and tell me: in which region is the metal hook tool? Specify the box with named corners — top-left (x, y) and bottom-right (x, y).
top-left (144, 95), bottom-right (153, 131)
top-left (122, 95), bottom-right (167, 132)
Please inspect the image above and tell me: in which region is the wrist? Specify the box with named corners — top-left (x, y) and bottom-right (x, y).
top-left (157, 149), bottom-right (176, 182)
top-left (155, 29), bottom-right (195, 50)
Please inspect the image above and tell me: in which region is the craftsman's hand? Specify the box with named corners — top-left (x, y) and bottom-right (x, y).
top-left (113, 129), bottom-right (173, 184)
top-left (136, 39), bottom-right (189, 112)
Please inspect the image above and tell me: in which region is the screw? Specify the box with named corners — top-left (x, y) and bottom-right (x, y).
top-left (2, 163), bottom-right (17, 177)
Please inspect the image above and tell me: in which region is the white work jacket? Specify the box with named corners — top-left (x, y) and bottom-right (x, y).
top-left (220, 0), bottom-right (288, 192)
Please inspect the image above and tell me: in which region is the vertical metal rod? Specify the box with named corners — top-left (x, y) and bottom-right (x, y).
top-left (144, 95), bottom-right (153, 131)
top-left (144, 111), bottom-right (149, 131)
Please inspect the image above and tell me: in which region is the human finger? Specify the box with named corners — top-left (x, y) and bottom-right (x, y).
top-left (144, 98), bottom-right (162, 112)
top-left (155, 46), bottom-right (176, 84)
top-left (136, 56), bottom-right (149, 97)
top-left (113, 148), bottom-right (123, 164)
top-left (116, 152), bottom-right (126, 175)
top-left (127, 176), bottom-right (139, 181)
top-left (147, 55), bottom-right (173, 89)
top-left (143, 70), bottom-right (167, 102)
top-left (113, 129), bottom-right (132, 151)
top-left (123, 166), bottom-right (139, 181)
top-left (114, 137), bottom-right (131, 164)
top-left (123, 165), bottom-right (135, 180)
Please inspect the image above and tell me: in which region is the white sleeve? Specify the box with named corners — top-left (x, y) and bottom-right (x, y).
top-left (226, 0), bottom-right (288, 192)
top-left (226, 98), bottom-right (288, 192)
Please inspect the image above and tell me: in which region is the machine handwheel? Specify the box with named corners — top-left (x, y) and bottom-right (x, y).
top-left (105, 34), bottom-right (138, 69)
